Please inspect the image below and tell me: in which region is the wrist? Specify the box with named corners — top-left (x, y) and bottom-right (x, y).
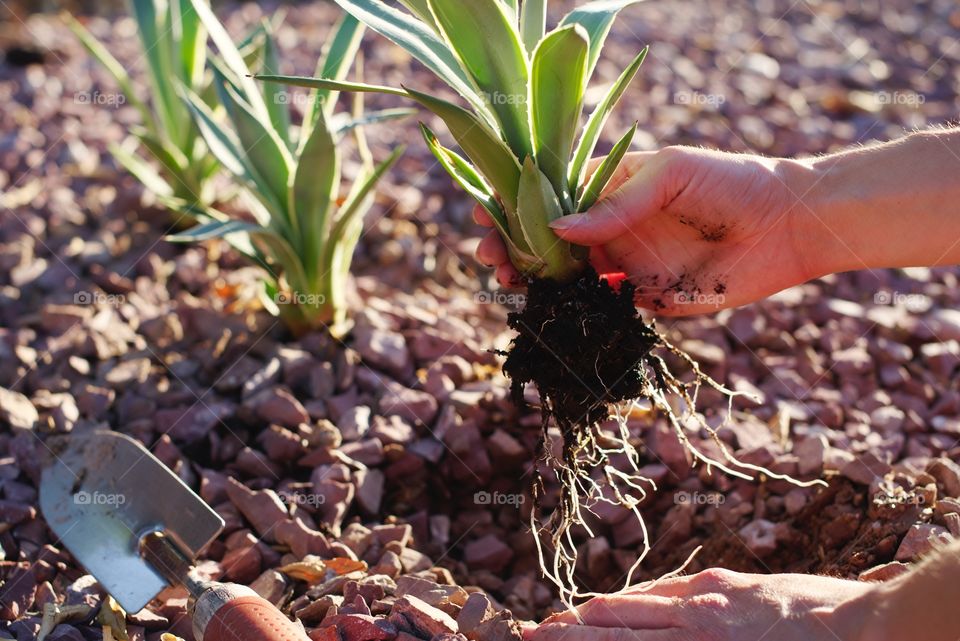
top-left (774, 155), bottom-right (848, 281)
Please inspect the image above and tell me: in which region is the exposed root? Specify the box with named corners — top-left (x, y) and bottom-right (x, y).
top-left (504, 269), bottom-right (826, 611)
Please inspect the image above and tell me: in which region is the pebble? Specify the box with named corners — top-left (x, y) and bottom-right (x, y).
top-left (248, 386), bottom-right (310, 428)
top-left (354, 326), bottom-right (412, 379)
top-left (463, 535), bottom-right (513, 572)
top-left (225, 478), bottom-right (289, 542)
top-left (895, 524), bottom-right (953, 561)
top-left (926, 458), bottom-right (960, 498)
top-left (739, 519), bottom-right (778, 556)
top-left (0, 388), bottom-right (38, 431)
top-left (391, 595), bottom-right (458, 637)
top-left (858, 561), bottom-right (911, 582)
top-left (840, 453), bottom-right (891, 485)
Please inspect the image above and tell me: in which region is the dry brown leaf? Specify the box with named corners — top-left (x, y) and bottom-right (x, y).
top-left (97, 595), bottom-right (128, 640)
top-left (279, 557), bottom-right (367, 582)
top-left (324, 557), bottom-right (367, 575)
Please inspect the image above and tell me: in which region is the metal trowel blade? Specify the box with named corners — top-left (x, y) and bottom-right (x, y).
top-left (39, 430), bottom-right (224, 613)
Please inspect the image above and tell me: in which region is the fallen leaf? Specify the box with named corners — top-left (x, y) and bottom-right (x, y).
top-left (97, 595), bottom-right (128, 640)
top-left (37, 603), bottom-right (95, 641)
top-left (279, 556), bottom-right (367, 582)
top-left (324, 557), bottom-right (367, 575)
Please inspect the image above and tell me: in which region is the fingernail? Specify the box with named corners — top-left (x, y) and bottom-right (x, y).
top-left (549, 214), bottom-right (584, 230)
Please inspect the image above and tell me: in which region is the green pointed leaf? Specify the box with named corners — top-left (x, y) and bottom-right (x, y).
top-left (167, 218), bottom-right (265, 241)
top-left (419, 124), bottom-right (505, 237)
top-left (397, 0), bottom-right (439, 31)
top-left (427, 0), bottom-right (532, 157)
top-left (187, 0), bottom-right (270, 120)
top-left (502, 0), bottom-right (518, 18)
top-left (310, 13), bottom-right (365, 125)
top-left (108, 142), bottom-right (174, 198)
top-left (330, 146), bottom-right (404, 245)
top-left (569, 46), bottom-right (647, 191)
top-left (255, 233), bottom-right (311, 295)
top-left (293, 110), bottom-right (339, 284)
top-left (257, 74), bottom-right (407, 98)
top-left (133, 130), bottom-right (188, 175)
top-left (559, 0), bottom-right (644, 81)
top-left (256, 25), bottom-right (292, 145)
top-left (331, 108), bottom-right (417, 136)
top-left (330, 0), bottom-right (491, 119)
top-left (577, 121), bottom-right (637, 211)
top-left (218, 82), bottom-right (293, 212)
top-left (63, 14), bottom-right (152, 128)
top-left (517, 157), bottom-right (584, 281)
top-left (181, 87), bottom-right (252, 180)
top-left (320, 146), bottom-right (404, 300)
top-left (173, 0), bottom-right (206, 86)
top-left (131, 0), bottom-right (181, 136)
top-left (530, 24), bottom-right (589, 210)
top-left (420, 124), bottom-right (539, 271)
top-left (404, 86), bottom-right (522, 215)
top-left (520, 0), bottom-right (547, 54)
top-left (262, 76), bottom-right (522, 212)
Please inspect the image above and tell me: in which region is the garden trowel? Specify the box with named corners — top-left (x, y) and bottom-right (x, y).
top-left (39, 429), bottom-right (309, 641)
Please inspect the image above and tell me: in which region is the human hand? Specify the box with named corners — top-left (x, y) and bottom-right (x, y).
top-left (475, 146), bottom-right (819, 315)
top-left (522, 567), bottom-right (877, 641)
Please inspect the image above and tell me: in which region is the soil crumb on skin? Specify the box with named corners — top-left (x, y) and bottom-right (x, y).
top-left (677, 215), bottom-right (730, 243)
top-left (502, 268), bottom-right (661, 431)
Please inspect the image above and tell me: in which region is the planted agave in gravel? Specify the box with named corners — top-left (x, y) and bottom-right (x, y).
top-left (260, 0), bottom-right (818, 606)
top-left (170, 3), bottom-right (410, 335)
top-left (66, 0), bottom-right (221, 216)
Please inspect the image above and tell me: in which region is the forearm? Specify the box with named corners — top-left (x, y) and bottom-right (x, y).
top-left (852, 539), bottom-right (960, 641)
top-left (786, 127), bottom-right (960, 276)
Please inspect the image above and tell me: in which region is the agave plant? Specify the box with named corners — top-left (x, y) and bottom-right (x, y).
top-left (66, 0), bottom-right (220, 211)
top-left (169, 2), bottom-right (409, 335)
top-left (258, 0), bottom-right (647, 284)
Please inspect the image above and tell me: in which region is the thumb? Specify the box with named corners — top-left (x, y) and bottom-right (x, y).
top-left (550, 172), bottom-right (662, 246)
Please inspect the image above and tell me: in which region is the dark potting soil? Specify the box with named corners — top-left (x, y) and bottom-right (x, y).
top-left (502, 268), bottom-right (663, 448)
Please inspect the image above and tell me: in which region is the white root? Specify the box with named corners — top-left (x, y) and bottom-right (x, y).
top-left (529, 336), bottom-right (829, 614)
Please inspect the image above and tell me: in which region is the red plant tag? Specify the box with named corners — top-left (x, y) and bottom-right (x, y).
top-left (600, 272), bottom-right (627, 293)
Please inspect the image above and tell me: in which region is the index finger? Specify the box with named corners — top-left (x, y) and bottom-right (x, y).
top-left (584, 151), bottom-right (654, 199)
top-left (473, 203), bottom-right (494, 227)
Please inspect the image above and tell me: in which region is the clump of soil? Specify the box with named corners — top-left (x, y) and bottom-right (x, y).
top-left (502, 268), bottom-right (661, 432)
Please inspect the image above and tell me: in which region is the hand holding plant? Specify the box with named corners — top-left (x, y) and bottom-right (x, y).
top-left (478, 146), bottom-right (812, 315)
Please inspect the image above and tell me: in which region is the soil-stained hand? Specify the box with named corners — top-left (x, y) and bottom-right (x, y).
top-left (522, 568), bottom-right (876, 641)
top-left (476, 146), bottom-right (817, 316)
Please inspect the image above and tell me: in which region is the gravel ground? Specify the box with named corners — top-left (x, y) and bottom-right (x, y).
top-left (1, 1), bottom-right (959, 640)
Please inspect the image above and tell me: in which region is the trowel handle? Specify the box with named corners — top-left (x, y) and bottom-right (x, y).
top-left (193, 583), bottom-right (310, 641)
